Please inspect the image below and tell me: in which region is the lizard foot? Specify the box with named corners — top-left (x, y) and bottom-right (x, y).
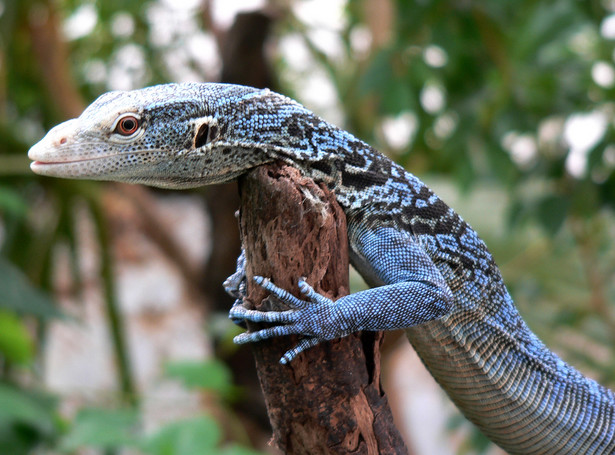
top-left (229, 276), bottom-right (342, 364)
top-left (230, 270), bottom-right (453, 364)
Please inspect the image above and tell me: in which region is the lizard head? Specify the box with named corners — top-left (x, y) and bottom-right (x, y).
top-left (28, 83), bottom-right (299, 189)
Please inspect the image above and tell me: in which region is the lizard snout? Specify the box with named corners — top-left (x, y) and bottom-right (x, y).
top-left (28, 119), bottom-right (81, 165)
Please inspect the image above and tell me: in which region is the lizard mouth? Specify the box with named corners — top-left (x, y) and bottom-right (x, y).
top-left (30, 152), bottom-right (124, 168)
top-left (32, 160), bottom-right (80, 167)
top-left (30, 155), bottom-right (118, 166)
top-left (29, 154), bottom-right (123, 178)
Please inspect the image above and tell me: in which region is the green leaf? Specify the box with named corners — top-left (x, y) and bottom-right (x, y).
top-left (536, 195), bottom-right (569, 235)
top-left (381, 81), bottom-right (414, 115)
top-left (358, 48), bottom-right (395, 95)
top-left (60, 408), bottom-right (139, 451)
top-left (143, 416), bottom-right (221, 455)
top-left (0, 384), bottom-right (59, 455)
top-left (220, 445), bottom-right (267, 455)
top-left (165, 360), bottom-right (235, 397)
top-left (0, 258), bottom-right (61, 319)
top-left (0, 311), bottom-right (34, 364)
top-left (468, 427), bottom-right (492, 454)
top-left (0, 186), bottom-right (28, 218)
top-left (0, 383), bottom-right (57, 435)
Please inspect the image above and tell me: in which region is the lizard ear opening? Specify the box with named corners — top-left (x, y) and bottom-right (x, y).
top-left (194, 124), bottom-right (209, 148)
top-left (194, 119), bottom-right (219, 149)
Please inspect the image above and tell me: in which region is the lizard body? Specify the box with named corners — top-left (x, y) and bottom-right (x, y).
top-left (29, 83), bottom-right (615, 454)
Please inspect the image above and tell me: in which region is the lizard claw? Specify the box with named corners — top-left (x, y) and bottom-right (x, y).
top-left (252, 275), bottom-right (310, 308)
top-left (223, 250), bottom-right (247, 299)
top-left (224, 250), bottom-right (248, 327)
top-left (280, 338), bottom-right (320, 364)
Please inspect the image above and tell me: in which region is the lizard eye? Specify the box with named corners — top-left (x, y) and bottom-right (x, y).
top-left (113, 114), bottom-right (140, 136)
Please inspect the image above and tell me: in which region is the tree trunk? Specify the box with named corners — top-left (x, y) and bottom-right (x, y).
top-left (238, 163), bottom-right (408, 455)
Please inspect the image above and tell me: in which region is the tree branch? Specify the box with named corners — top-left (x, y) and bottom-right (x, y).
top-left (238, 163), bottom-right (407, 454)
top-left (27, 1), bottom-right (85, 118)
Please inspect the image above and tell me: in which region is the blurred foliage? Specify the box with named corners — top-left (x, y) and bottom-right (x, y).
top-left (165, 359), bottom-right (242, 401)
top-left (1, 0), bottom-right (615, 453)
top-left (55, 359), bottom-right (263, 455)
top-left (0, 383), bottom-right (59, 453)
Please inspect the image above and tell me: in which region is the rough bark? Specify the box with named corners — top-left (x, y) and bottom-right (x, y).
top-left (238, 163), bottom-right (408, 455)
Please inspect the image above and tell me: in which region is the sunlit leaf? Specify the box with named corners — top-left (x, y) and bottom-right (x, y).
top-left (0, 311), bottom-right (34, 364)
top-left (60, 408), bottom-right (139, 451)
top-left (143, 416), bottom-right (221, 455)
top-left (165, 360), bottom-right (238, 399)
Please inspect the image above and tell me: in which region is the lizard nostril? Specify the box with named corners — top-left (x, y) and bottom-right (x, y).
top-left (59, 137), bottom-right (67, 145)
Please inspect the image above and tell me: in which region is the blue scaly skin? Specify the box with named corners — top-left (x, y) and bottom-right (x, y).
top-left (28, 83), bottom-right (615, 454)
